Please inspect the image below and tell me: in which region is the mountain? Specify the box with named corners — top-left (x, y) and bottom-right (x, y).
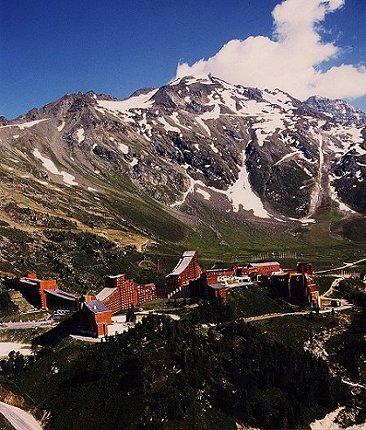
top-left (0, 75), bottom-right (365, 287)
top-left (306, 96), bottom-right (366, 125)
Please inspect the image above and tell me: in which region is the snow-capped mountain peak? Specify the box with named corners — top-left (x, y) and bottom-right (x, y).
top-left (305, 95), bottom-right (366, 125)
top-left (0, 76), bottom-right (365, 225)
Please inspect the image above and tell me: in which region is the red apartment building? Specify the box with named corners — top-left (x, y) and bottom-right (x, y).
top-left (297, 262), bottom-right (314, 276)
top-left (96, 274), bottom-right (157, 314)
top-left (80, 300), bottom-right (112, 337)
top-left (6, 272), bottom-right (58, 309)
top-left (136, 283), bottom-right (156, 304)
top-left (206, 265), bottom-right (237, 285)
top-left (247, 262), bottom-right (281, 279)
top-left (207, 284), bottom-right (228, 301)
top-left (269, 269), bottom-right (320, 308)
top-left (165, 251), bottom-right (203, 298)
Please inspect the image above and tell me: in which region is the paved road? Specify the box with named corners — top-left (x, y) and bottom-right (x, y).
top-left (321, 277), bottom-right (343, 298)
top-left (0, 321), bottom-right (55, 330)
top-left (315, 257), bottom-right (366, 274)
top-left (0, 402), bottom-right (42, 430)
top-left (243, 305), bottom-right (353, 323)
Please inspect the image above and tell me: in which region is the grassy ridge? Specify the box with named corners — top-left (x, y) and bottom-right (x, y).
top-left (1, 161), bottom-right (365, 294)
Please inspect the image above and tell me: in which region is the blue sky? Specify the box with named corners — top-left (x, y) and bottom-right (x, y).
top-left (1, 0), bottom-right (365, 119)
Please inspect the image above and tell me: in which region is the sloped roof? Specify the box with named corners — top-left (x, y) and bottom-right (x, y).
top-left (85, 300), bottom-right (109, 314)
top-left (45, 289), bottom-right (77, 301)
top-left (96, 287), bottom-right (117, 301)
top-left (20, 279), bottom-right (38, 287)
top-left (208, 284), bottom-right (228, 290)
top-left (107, 274), bottom-right (124, 280)
top-left (248, 261), bottom-right (280, 268)
top-left (168, 251), bottom-right (196, 276)
top-left (182, 251), bottom-right (196, 257)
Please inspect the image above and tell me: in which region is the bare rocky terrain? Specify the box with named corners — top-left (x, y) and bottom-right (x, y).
top-left (0, 75), bottom-right (365, 287)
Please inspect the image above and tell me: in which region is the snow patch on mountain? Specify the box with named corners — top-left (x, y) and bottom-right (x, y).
top-left (118, 143), bottom-right (129, 154)
top-left (76, 128), bottom-right (85, 143)
top-left (195, 117), bottom-right (211, 136)
top-left (0, 118), bottom-right (49, 130)
top-left (274, 150), bottom-right (303, 166)
top-left (196, 187), bottom-right (211, 200)
top-left (170, 112), bottom-right (190, 130)
top-left (225, 150), bottom-right (271, 218)
top-left (130, 157), bottom-right (138, 167)
top-left (210, 143), bottom-right (219, 154)
top-left (329, 180), bottom-right (356, 213)
top-left (57, 121), bottom-right (65, 132)
top-left (201, 103), bottom-right (221, 120)
top-left (159, 117), bottom-right (181, 134)
top-left (97, 89), bottom-right (157, 114)
top-left (33, 148), bottom-right (78, 186)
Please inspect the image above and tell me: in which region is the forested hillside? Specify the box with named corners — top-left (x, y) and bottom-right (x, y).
top-left (10, 314), bottom-right (343, 430)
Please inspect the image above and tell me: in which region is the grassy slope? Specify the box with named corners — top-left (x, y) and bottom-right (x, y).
top-left (1, 151), bottom-right (365, 293)
top-left (182, 204), bottom-right (365, 269)
top-left (253, 313), bottom-right (345, 349)
top-left (227, 285), bottom-right (293, 318)
top-left (314, 276), bottom-right (335, 294)
top-left (1, 203), bottom-right (365, 294)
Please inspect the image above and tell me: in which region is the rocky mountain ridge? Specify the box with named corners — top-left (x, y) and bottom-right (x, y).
top-left (1, 75), bottom-right (365, 223)
top-left (305, 96), bottom-right (366, 125)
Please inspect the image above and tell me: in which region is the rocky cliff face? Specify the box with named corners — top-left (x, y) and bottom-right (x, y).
top-left (0, 75), bottom-right (365, 233)
top-left (305, 96), bottom-right (366, 125)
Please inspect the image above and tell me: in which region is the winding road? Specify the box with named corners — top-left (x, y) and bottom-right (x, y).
top-left (242, 304), bottom-right (352, 323)
top-left (0, 320), bottom-right (55, 330)
top-left (314, 257), bottom-right (366, 274)
top-left (0, 402), bottom-right (42, 430)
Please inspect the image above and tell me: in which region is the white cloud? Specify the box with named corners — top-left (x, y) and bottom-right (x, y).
top-left (176, 0), bottom-right (366, 101)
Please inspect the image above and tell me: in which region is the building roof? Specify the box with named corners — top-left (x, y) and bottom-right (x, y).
top-left (22, 275), bottom-right (56, 283)
top-left (248, 261), bottom-right (280, 268)
top-left (20, 279), bottom-right (38, 287)
top-left (208, 284), bottom-right (228, 290)
top-left (167, 250), bottom-right (196, 277)
top-left (107, 274), bottom-right (125, 280)
top-left (183, 250), bottom-right (196, 257)
top-left (96, 287), bottom-right (117, 301)
top-left (85, 300), bottom-right (109, 314)
top-left (206, 267), bottom-right (232, 273)
top-left (137, 283), bottom-right (155, 289)
top-left (45, 289), bottom-right (78, 301)
top-left (271, 271), bottom-right (288, 276)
